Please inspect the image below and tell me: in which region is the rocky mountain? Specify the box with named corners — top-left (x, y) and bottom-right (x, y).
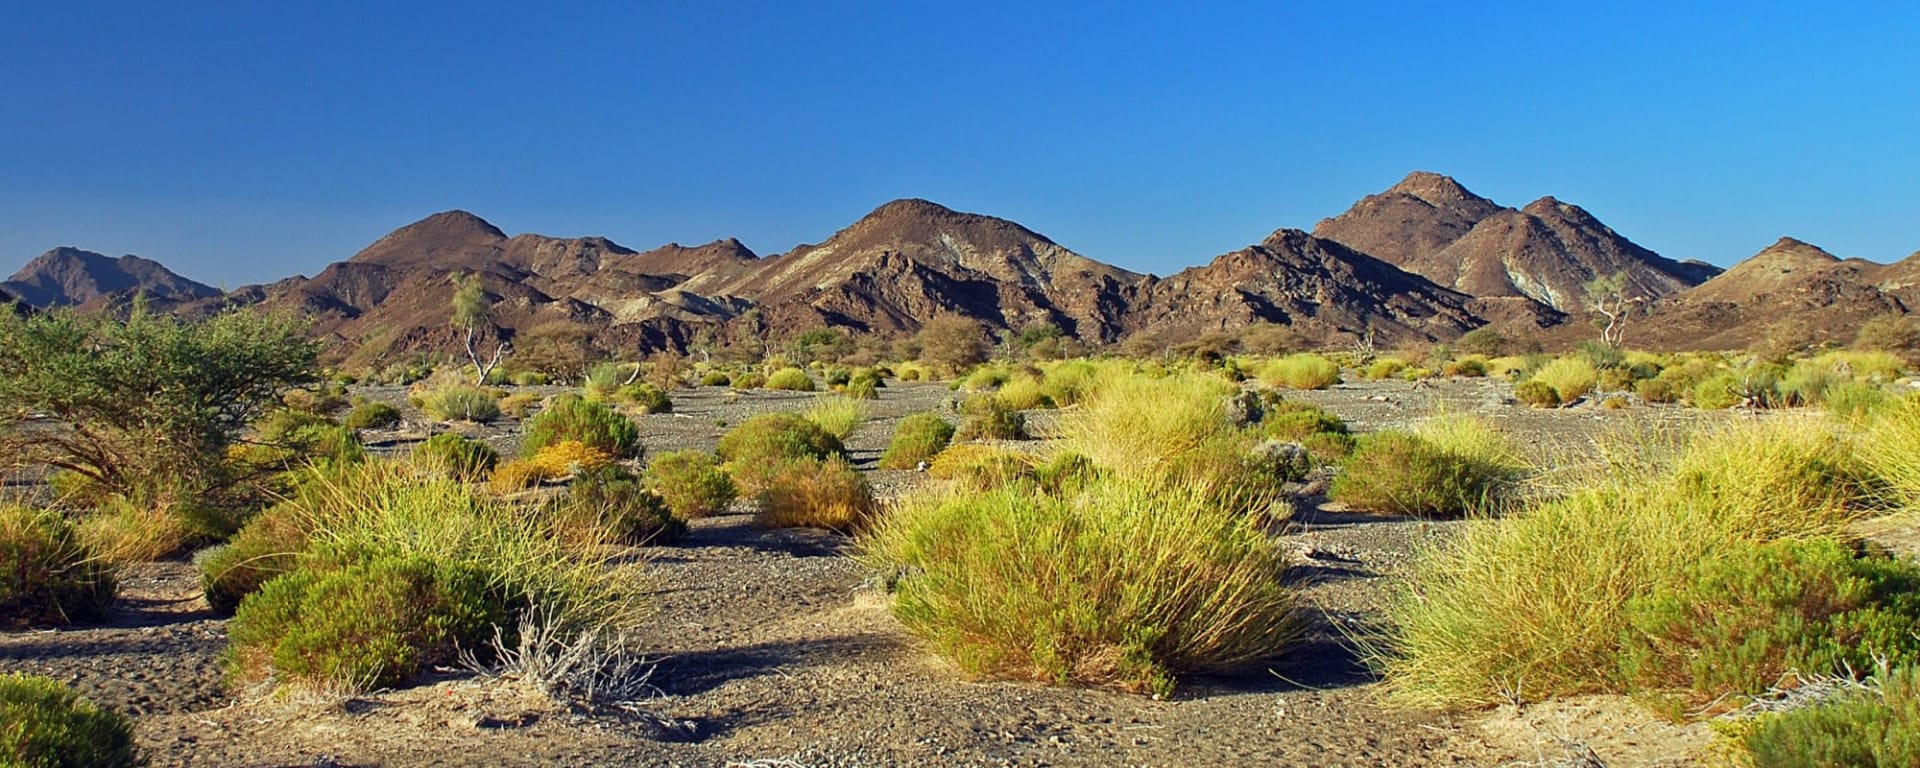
top-left (1314, 172), bottom-right (1719, 312)
top-left (1629, 237), bottom-right (1919, 350)
top-left (1124, 229), bottom-right (1483, 346)
top-left (2, 247), bottom-right (220, 308)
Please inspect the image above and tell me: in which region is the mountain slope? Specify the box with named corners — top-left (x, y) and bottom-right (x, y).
top-left (1314, 173), bottom-right (1719, 312)
top-left (2, 247), bottom-right (220, 307)
top-left (1631, 237), bottom-right (1908, 349)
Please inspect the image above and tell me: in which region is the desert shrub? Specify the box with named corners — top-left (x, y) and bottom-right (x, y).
top-left (926, 444), bottom-right (1036, 490)
top-left (1442, 356), bottom-right (1488, 378)
top-left (226, 553), bottom-right (504, 691)
top-left (1743, 665), bottom-right (1920, 767)
top-left (699, 371), bottom-right (732, 387)
top-left (613, 382), bottom-right (672, 414)
top-left (1167, 436), bottom-right (1302, 516)
top-left (1530, 357), bottom-right (1597, 404)
top-left (1033, 452), bottom-right (1102, 496)
top-left (1855, 399), bottom-right (1920, 511)
top-left (1259, 353), bottom-right (1341, 390)
top-left (861, 478), bottom-right (1303, 696)
top-left (412, 432), bottom-right (499, 482)
top-left (0, 306), bottom-right (317, 504)
top-left (0, 505), bottom-right (115, 629)
top-left (281, 383), bottom-right (348, 415)
top-left (1364, 357), bottom-right (1410, 381)
top-left (1634, 376), bottom-right (1678, 403)
top-left (879, 413), bottom-right (956, 470)
top-left (0, 673), bottom-right (141, 768)
top-left (544, 467), bottom-right (684, 546)
top-left (1853, 314), bottom-right (1920, 358)
top-left (955, 394), bottom-right (1028, 441)
top-left (526, 440), bottom-right (616, 480)
top-left (716, 413), bottom-right (845, 494)
top-left (1260, 401), bottom-right (1349, 443)
top-left (1513, 380), bottom-right (1560, 408)
top-left (1668, 417), bottom-right (1869, 541)
top-left (804, 397), bottom-right (869, 442)
top-left (1617, 537), bottom-right (1920, 705)
top-left (498, 391), bottom-right (542, 420)
top-left (764, 367), bottom-right (815, 391)
top-left (76, 496), bottom-right (195, 565)
top-left (220, 463), bottom-right (641, 692)
top-left (1061, 373), bottom-right (1235, 479)
top-left (642, 450), bottom-right (737, 519)
top-left (821, 367), bottom-right (852, 387)
top-left (994, 376), bottom-right (1054, 410)
top-left (487, 460), bottom-right (549, 494)
top-left (522, 395), bottom-right (641, 460)
top-left (731, 372), bottom-right (766, 389)
top-left (421, 384), bottom-right (501, 423)
top-left (1039, 360), bottom-right (1101, 407)
top-left (1824, 381), bottom-right (1895, 421)
top-left (843, 378), bottom-right (879, 400)
top-left (961, 365), bottom-right (1011, 392)
top-left (343, 401), bottom-right (402, 430)
top-left (758, 457), bottom-right (876, 533)
top-left (1596, 367), bottom-right (1634, 393)
top-left (509, 370), bottom-right (549, 386)
top-left (1330, 417), bottom-right (1522, 518)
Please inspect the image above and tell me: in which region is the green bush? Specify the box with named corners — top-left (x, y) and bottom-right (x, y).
top-left (731, 372), bottom-right (766, 389)
top-left (217, 462), bottom-right (642, 693)
top-left (421, 384), bottom-right (501, 423)
top-left (1259, 353), bottom-right (1341, 390)
top-left (226, 553), bottom-right (504, 691)
top-left (642, 450), bottom-right (737, 519)
top-left (879, 413), bottom-right (956, 470)
top-left (843, 378), bottom-right (879, 400)
top-left (716, 413), bottom-right (845, 494)
top-left (764, 367), bottom-right (815, 391)
top-left (1634, 376), bottom-right (1678, 403)
top-left (862, 479), bottom-right (1303, 696)
top-left (1329, 424), bottom-right (1520, 518)
top-left (1513, 380), bottom-right (1561, 408)
top-left (1261, 402), bottom-right (1349, 442)
top-left (1618, 538), bottom-right (1920, 705)
top-left (1743, 665), bottom-right (1920, 767)
top-left (956, 394), bottom-right (1028, 441)
top-left (0, 673), bottom-right (141, 768)
top-left (0, 306), bottom-right (318, 504)
top-left (510, 370), bottom-right (550, 386)
top-left (699, 371), bottom-right (732, 387)
top-left (545, 467), bottom-right (684, 546)
top-left (522, 395), bottom-right (642, 460)
top-left (1364, 357), bottom-right (1409, 381)
top-left (412, 432), bottom-right (500, 482)
top-left (343, 400), bottom-right (402, 430)
top-left (1, 505), bottom-right (115, 629)
top-left (614, 382), bottom-right (672, 414)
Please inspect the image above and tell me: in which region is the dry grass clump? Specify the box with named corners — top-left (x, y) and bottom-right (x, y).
top-left (218, 461), bottom-right (643, 694)
top-left (757, 457), bottom-right (876, 533)
top-left (76, 496), bottom-right (196, 564)
top-left (955, 394), bottom-right (1028, 441)
top-left (764, 367), bottom-right (816, 391)
top-left (420, 384), bottom-right (502, 423)
top-left (1258, 353), bottom-right (1341, 390)
top-left (862, 478), bottom-right (1304, 697)
top-left (803, 396), bottom-right (869, 442)
top-left (411, 432), bottom-right (499, 482)
top-left (879, 412), bottom-right (956, 470)
top-left (926, 444), bottom-right (1037, 490)
top-left (1529, 356), bottom-right (1597, 404)
top-left (0, 504), bottom-right (115, 629)
top-left (1061, 373), bottom-right (1236, 479)
top-left (1376, 416), bottom-right (1897, 712)
top-left (1329, 414), bottom-right (1525, 518)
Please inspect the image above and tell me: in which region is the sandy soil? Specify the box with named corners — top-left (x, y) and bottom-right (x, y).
top-left (1, 378), bottom-right (1748, 767)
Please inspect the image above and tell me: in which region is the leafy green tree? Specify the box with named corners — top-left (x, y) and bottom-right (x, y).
top-left (0, 305), bottom-right (318, 503)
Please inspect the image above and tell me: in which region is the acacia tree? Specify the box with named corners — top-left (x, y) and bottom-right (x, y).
top-left (916, 314), bottom-right (990, 375)
top-left (1584, 272), bottom-right (1632, 347)
top-left (0, 305), bottom-right (317, 502)
top-left (451, 273), bottom-right (509, 384)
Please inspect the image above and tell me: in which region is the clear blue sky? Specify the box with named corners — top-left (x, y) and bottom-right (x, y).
top-left (3, 2), bottom-right (1916, 286)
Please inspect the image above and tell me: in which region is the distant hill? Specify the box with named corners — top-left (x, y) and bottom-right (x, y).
top-left (1314, 172), bottom-right (1720, 312)
top-left (1629, 237), bottom-right (1919, 350)
top-left (2, 247), bottom-right (220, 308)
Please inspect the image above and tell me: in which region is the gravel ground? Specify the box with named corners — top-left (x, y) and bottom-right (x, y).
top-left (0, 377), bottom-right (1751, 767)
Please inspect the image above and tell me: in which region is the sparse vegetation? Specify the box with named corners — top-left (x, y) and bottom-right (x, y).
top-left (716, 413), bottom-right (845, 494)
top-left (1259, 353), bottom-right (1341, 390)
top-left (522, 394), bottom-right (642, 460)
top-left (955, 394), bottom-right (1028, 441)
top-left (343, 400), bottom-right (402, 430)
top-left (764, 367), bottom-right (816, 391)
top-left (412, 432), bottom-right (500, 482)
top-left (420, 384), bottom-right (502, 423)
top-left (758, 457), bottom-right (876, 532)
top-left (804, 396), bottom-right (869, 442)
top-left (1529, 356), bottom-right (1597, 404)
top-left (1329, 416), bottom-right (1523, 518)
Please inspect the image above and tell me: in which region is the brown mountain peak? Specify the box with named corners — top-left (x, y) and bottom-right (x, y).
top-left (1387, 171), bottom-right (1493, 208)
top-left (3, 247), bottom-right (218, 307)
top-left (348, 209), bottom-right (510, 269)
